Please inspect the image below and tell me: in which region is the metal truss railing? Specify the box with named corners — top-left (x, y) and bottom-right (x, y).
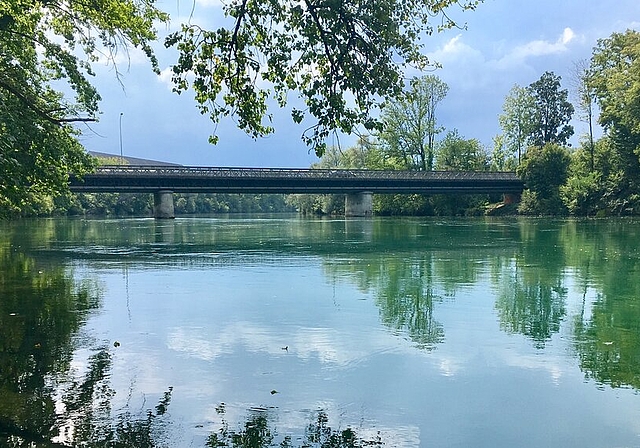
top-left (94, 165), bottom-right (519, 181)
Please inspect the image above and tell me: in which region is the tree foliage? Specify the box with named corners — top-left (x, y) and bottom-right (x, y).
top-left (557, 30), bottom-right (640, 217)
top-left (516, 143), bottom-right (570, 215)
top-left (378, 75), bottom-right (449, 170)
top-left (0, 100), bottom-right (95, 216)
top-left (527, 71), bottom-right (575, 146)
top-left (489, 134), bottom-right (518, 170)
top-left (0, 0), bottom-right (168, 214)
top-left (521, 31), bottom-right (640, 217)
top-left (588, 29), bottom-right (640, 185)
top-left (498, 84), bottom-right (535, 163)
top-left (165, 2), bottom-right (479, 155)
top-left (569, 59), bottom-right (596, 171)
top-left (435, 129), bottom-right (488, 171)
top-left (588, 30), bottom-right (640, 136)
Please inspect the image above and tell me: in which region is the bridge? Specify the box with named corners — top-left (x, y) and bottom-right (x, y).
top-left (69, 166), bottom-right (524, 218)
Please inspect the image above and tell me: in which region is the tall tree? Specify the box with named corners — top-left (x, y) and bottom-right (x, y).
top-left (570, 59), bottom-right (596, 171)
top-left (0, 0), bottom-right (168, 214)
top-left (587, 30), bottom-right (640, 184)
top-left (498, 85), bottom-right (535, 164)
top-left (490, 134), bottom-right (518, 170)
top-left (527, 71), bottom-right (575, 147)
top-left (378, 75), bottom-right (449, 171)
top-left (166, 1), bottom-right (479, 155)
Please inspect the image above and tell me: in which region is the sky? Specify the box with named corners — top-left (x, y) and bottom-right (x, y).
top-left (79, 0), bottom-right (640, 167)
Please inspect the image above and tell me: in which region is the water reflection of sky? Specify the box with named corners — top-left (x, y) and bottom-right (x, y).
top-left (67, 248), bottom-right (640, 448)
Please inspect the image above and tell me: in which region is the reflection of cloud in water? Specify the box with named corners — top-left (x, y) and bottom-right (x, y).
top-left (166, 320), bottom-right (571, 387)
top-left (112, 351), bottom-right (178, 397)
top-left (437, 357), bottom-right (463, 377)
top-left (167, 322), bottom-right (403, 368)
top-left (421, 343), bottom-right (568, 384)
top-left (167, 323), bottom-right (283, 360)
top-left (502, 352), bottom-right (566, 385)
top-left (293, 327), bottom-right (360, 366)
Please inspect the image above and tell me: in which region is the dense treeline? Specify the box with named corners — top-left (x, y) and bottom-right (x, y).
top-left (293, 29), bottom-right (640, 217)
top-left (286, 139), bottom-right (500, 216)
top-left (502, 30), bottom-right (640, 216)
top-left (3, 156), bottom-right (295, 217)
top-left (286, 74), bottom-right (501, 216)
top-left (39, 192), bottom-right (295, 217)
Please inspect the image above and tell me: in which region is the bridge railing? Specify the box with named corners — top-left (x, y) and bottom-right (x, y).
top-left (94, 165), bottom-right (519, 181)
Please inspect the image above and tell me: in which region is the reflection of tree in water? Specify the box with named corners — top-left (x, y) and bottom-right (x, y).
top-left (56, 347), bottom-right (173, 447)
top-left (494, 219), bottom-right (640, 391)
top-left (7, 216), bottom-right (640, 443)
top-left (321, 220), bottom-right (529, 351)
top-left (493, 220), bottom-right (568, 348)
top-left (494, 269), bottom-right (567, 348)
top-left (207, 404), bottom-right (384, 448)
top-left (0, 243), bottom-right (98, 445)
top-left (0, 241), bottom-right (172, 447)
top-left (531, 219), bottom-right (640, 390)
top-left (573, 295), bottom-right (640, 390)
top-left (1, 230), bottom-right (385, 447)
top-left (324, 253), bottom-right (446, 350)
top-left (375, 257), bottom-right (445, 349)
top-left (572, 258), bottom-right (640, 390)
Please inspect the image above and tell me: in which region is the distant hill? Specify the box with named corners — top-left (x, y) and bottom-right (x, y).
top-left (88, 151), bottom-right (182, 167)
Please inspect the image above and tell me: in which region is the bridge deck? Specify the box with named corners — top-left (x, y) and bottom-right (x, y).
top-left (69, 166), bottom-right (524, 195)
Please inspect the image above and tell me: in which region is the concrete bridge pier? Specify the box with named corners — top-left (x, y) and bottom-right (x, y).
top-left (153, 190), bottom-right (175, 219)
top-left (345, 192), bottom-right (373, 217)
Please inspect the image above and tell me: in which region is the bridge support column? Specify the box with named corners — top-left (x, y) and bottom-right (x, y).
top-left (153, 190), bottom-right (175, 219)
top-left (345, 192), bottom-right (373, 217)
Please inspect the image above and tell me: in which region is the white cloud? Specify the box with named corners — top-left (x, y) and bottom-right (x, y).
top-left (499, 27), bottom-right (577, 67)
top-left (421, 34), bottom-right (492, 91)
top-left (194, 0), bottom-right (224, 8)
top-left (424, 27), bottom-right (580, 94)
top-left (561, 27), bottom-right (576, 45)
top-left (427, 34), bottom-right (485, 67)
top-left (158, 66), bottom-right (175, 89)
top-left (427, 27), bottom-right (579, 76)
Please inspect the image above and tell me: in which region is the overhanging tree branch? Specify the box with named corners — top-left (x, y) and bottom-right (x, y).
top-left (0, 79), bottom-right (96, 125)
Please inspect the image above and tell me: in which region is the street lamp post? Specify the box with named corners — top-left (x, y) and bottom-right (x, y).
top-left (119, 112), bottom-right (124, 165)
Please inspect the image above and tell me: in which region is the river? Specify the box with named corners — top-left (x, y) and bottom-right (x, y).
top-left (1, 216), bottom-right (639, 447)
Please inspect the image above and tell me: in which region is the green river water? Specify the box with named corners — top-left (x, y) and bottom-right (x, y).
top-left (1, 216), bottom-right (639, 447)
